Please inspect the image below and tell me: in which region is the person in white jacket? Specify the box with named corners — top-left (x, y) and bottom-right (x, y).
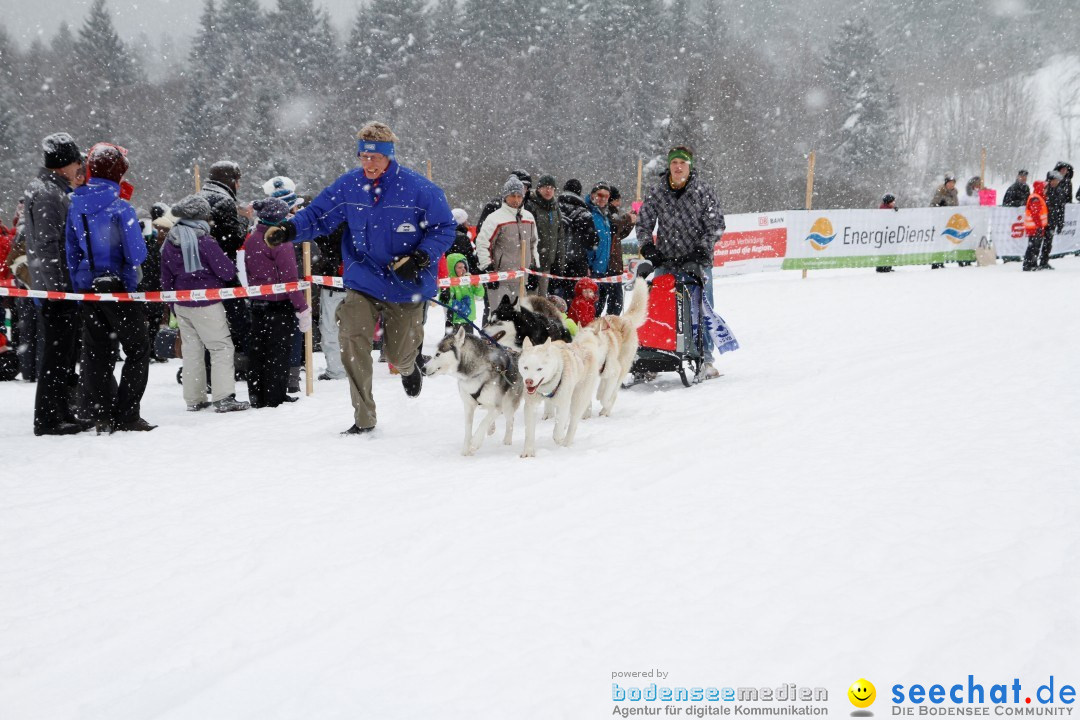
top-left (475, 175), bottom-right (540, 314)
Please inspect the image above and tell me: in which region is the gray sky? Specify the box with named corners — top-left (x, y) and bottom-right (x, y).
top-left (0, 0), bottom-right (357, 47)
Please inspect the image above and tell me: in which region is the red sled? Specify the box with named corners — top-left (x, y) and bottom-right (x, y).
top-left (631, 273), bottom-right (704, 387)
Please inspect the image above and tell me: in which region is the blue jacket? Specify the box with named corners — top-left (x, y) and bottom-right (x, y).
top-left (65, 178), bottom-right (146, 292)
top-left (585, 198), bottom-right (612, 276)
top-left (290, 161), bottom-right (455, 303)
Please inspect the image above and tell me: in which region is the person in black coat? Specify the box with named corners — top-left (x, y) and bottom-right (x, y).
top-left (554, 179), bottom-right (599, 301)
top-left (1002, 170), bottom-right (1030, 207)
top-left (1053, 162), bottom-right (1073, 203)
top-left (1042, 170), bottom-right (1069, 270)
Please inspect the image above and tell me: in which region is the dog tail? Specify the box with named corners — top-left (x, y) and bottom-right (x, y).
top-left (622, 280), bottom-right (650, 328)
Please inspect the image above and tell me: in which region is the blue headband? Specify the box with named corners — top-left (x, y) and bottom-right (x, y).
top-left (357, 140), bottom-right (395, 159)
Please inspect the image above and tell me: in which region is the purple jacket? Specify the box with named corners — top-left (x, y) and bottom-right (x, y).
top-left (243, 223), bottom-right (308, 312)
top-left (160, 231), bottom-right (237, 307)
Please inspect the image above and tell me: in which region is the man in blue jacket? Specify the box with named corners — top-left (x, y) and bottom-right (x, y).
top-left (65, 143), bottom-right (154, 434)
top-left (266, 122), bottom-right (455, 435)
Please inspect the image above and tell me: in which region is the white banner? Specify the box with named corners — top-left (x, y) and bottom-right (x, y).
top-left (989, 205), bottom-right (1080, 258)
top-left (712, 211), bottom-right (788, 276)
top-left (781, 207), bottom-right (985, 270)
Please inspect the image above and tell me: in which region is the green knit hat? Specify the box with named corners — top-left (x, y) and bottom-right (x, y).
top-left (668, 146), bottom-right (694, 165)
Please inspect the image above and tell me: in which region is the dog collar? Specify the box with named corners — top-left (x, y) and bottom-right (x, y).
top-left (541, 377), bottom-right (562, 398)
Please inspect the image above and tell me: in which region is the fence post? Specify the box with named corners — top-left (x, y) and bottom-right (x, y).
top-left (303, 242), bottom-right (314, 397)
top-left (636, 156), bottom-right (643, 203)
top-left (802, 150), bottom-right (815, 279)
top-left (193, 164), bottom-right (201, 192)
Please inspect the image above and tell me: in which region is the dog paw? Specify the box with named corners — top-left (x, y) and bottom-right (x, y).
top-left (487, 424), bottom-right (496, 436)
top-left (520, 450), bottom-right (535, 458)
top-left (599, 408), bottom-right (611, 417)
top-left (461, 447), bottom-right (475, 457)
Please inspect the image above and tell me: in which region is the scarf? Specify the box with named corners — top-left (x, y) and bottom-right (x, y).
top-left (170, 218), bottom-right (211, 273)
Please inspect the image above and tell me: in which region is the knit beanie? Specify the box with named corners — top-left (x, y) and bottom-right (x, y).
top-left (452, 208), bottom-right (469, 226)
top-left (170, 194), bottom-right (212, 221)
top-left (609, 186), bottom-right (621, 201)
top-left (563, 178), bottom-right (583, 196)
top-left (537, 174), bottom-right (557, 189)
top-left (591, 182), bottom-right (611, 195)
top-left (502, 175), bottom-right (526, 198)
top-left (262, 176), bottom-right (303, 209)
top-left (511, 169), bottom-right (532, 188)
top-left (42, 133), bottom-right (81, 169)
top-left (87, 144), bottom-right (129, 184)
top-left (253, 197), bottom-right (290, 225)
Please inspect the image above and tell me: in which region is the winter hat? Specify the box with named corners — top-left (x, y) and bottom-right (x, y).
top-left (1033, 180), bottom-right (1046, 198)
top-left (943, 173), bottom-right (956, 183)
top-left (563, 178), bottom-right (583, 196)
top-left (590, 182), bottom-right (611, 195)
top-left (668, 145), bottom-right (694, 165)
top-left (150, 202), bottom-right (170, 221)
top-left (1047, 170), bottom-right (1063, 181)
top-left (452, 208), bottom-right (469, 226)
top-left (208, 160), bottom-right (241, 186)
top-left (253, 197), bottom-right (290, 226)
top-left (547, 295), bottom-right (568, 313)
top-left (882, 193), bottom-right (896, 205)
top-left (511, 169), bottom-right (532, 189)
top-left (1017, 169), bottom-right (1029, 177)
top-left (262, 176), bottom-right (304, 209)
top-left (86, 143), bottom-right (129, 184)
top-left (42, 133), bottom-right (81, 169)
top-left (170, 194), bottom-right (212, 221)
top-left (502, 175), bottom-right (526, 198)
top-left (609, 186), bottom-right (621, 201)
top-left (537, 174), bottom-right (557, 189)
top-left (574, 277), bottom-right (598, 296)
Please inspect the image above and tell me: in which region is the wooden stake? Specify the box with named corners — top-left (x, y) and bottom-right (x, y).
top-left (303, 242), bottom-right (314, 397)
top-left (980, 147), bottom-right (987, 188)
top-left (426, 159), bottom-right (432, 180)
top-left (519, 226), bottom-right (528, 298)
top-left (635, 156), bottom-right (643, 203)
top-left (803, 150), bottom-right (815, 280)
top-left (193, 164), bottom-right (201, 192)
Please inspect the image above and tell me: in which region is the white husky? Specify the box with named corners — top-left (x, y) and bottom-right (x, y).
top-left (518, 336), bottom-right (601, 458)
top-left (574, 280), bottom-right (650, 417)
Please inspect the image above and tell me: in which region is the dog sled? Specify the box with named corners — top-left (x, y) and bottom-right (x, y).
top-left (628, 267), bottom-right (705, 388)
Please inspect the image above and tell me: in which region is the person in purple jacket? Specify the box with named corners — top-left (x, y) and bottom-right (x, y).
top-left (244, 197), bottom-right (311, 408)
top-left (160, 195), bottom-right (249, 413)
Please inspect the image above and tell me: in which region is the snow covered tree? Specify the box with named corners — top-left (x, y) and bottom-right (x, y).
top-left (70, 0), bottom-right (138, 140)
top-left (819, 18), bottom-right (901, 207)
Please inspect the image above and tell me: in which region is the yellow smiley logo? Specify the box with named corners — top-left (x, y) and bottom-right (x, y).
top-left (848, 679), bottom-right (876, 709)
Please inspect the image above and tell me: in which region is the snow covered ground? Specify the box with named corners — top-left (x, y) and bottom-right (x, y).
top-left (2, 261), bottom-right (1078, 719)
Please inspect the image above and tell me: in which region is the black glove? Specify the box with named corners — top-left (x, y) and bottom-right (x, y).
top-left (640, 242), bottom-right (665, 266)
top-left (689, 245), bottom-right (713, 266)
top-left (264, 220), bottom-right (297, 247)
top-left (391, 249), bottom-right (430, 283)
top-left (482, 264), bottom-right (499, 290)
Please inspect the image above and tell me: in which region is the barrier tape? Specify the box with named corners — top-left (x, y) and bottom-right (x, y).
top-left (0, 281), bottom-right (310, 303)
top-left (311, 269), bottom-right (632, 290)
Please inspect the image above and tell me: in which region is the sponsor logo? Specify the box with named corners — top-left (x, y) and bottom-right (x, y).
top-left (941, 214), bottom-right (973, 244)
top-left (396, 222), bottom-right (417, 233)
top-left (850, 679), bottom-right (877, 713)
top-left (807, 218), bottom-right (836, 250)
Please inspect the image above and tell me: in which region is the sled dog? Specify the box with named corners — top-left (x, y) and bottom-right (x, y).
top-left (484, 294), bottom-right (571, 351)
top-left (423, 326), bottom-right (524, 456)
top-left (518, 336), bottom-right (602, 458)
top-left (574, 280), bottom-right (649, 417)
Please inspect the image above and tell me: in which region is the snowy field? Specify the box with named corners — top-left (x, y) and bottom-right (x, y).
top-left (2, 261), bottom-right (1078, 719)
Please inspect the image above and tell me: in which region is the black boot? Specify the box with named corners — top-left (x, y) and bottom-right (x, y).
top-left (401, 364), bottom-right (423, 397)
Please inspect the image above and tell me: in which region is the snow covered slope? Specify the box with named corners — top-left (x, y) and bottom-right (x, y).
top-left (1, 261), bottom-right (1077, 718)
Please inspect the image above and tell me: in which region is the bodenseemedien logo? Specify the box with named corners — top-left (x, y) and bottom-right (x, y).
top-left (941, 214), bottom-right (973, 244)
top-left (849, 679), bottom-right (876, 715)
top-left (807, 217), bottom-right (836, 250)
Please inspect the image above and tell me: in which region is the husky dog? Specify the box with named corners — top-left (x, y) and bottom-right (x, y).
top-left (574, 280), bottom-right (650, 417)
top-left (423, 326), bottom-right (524, 456)
top-left (518, 336), bottom-right (602, 458)
top-left (484, 294), bottom-right (571, 351)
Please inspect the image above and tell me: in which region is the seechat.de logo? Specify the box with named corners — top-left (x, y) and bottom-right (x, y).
top-left (941, 214), bottom-right (973, 244)
top-left (807, 217), bottom-right (836, 250)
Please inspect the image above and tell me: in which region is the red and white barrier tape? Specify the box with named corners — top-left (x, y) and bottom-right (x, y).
top-left (310, 269), bottom-right (632, 290)
top-left (0, 281), bottom-right (310, 303)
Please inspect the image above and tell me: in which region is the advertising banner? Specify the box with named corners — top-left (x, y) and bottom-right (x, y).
top-left (781, 207), bottom-right (984, 270)
top-left (712, 211), bottom-right (788, 276)
top-left (990, 205), bottom-right (1080, 259)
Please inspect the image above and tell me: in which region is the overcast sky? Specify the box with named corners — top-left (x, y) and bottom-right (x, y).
top-left (0, 0), bottom-right (356, 47)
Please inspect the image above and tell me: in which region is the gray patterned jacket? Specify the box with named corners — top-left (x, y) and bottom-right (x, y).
top-left (636, 170), bottom-right (724, 279)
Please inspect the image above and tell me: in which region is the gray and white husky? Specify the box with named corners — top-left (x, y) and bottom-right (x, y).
top-left (422, 326), bottom-right (524, 456)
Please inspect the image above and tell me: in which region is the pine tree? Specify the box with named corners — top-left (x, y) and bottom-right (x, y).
top-left (820, 18), bottom-right (901, 207)
top-left (71, 0), bottom-right (138, 139)
top-left (0, 29), bottom-right (33, 210)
